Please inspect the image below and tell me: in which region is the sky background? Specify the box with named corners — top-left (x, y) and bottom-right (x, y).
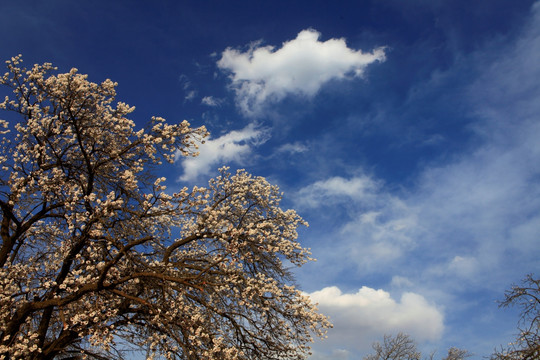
top-left (1, 1), bottom-right (539, 358)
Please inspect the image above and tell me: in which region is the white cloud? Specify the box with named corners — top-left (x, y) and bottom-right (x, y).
top-left (217, 29), bottom-right (386, 116)
top-left (307, 286), bottom-right (444, 355)
top-left (177, 124), bottom-right (269, 181)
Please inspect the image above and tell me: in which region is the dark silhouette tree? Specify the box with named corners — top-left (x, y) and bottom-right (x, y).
top-left (491, 274), bottom-right (540, 360)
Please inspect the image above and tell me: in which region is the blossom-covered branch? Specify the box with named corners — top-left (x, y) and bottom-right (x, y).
top-left (0, 56), bottom-right (330, 359)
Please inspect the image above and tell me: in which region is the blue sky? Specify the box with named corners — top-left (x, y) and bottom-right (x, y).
top-left (1, 1), bottom-right (539, 358)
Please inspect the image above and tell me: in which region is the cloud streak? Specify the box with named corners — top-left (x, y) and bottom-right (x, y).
top-left (201, 96), bottom-right (222, 107)
top-left (296, 175), bottom-right (380, 207)
top-left (217, 29), bottom-right (386, 117)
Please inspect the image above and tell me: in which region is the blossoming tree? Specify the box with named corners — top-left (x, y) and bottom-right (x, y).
top-left (0, 56), bottom-right (330, 360)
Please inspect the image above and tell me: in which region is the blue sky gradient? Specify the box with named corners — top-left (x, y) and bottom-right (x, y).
top-left (1, 1), bottom-right (539, 358)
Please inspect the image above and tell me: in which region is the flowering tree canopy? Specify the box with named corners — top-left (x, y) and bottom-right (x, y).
top-left (0, 56), bottom-right (330, 360)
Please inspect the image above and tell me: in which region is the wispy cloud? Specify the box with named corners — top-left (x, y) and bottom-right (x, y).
top-left (177, 124), bottom-right (269, 181)
top-left (295, 174), bottom-right (418, 271)
top-left (296, 175), bottom-right (380, 207)
top-left (184, 90), bottom-right (197, 102)
top-left (201, 96), bottom-right (223, 107)
top-left (276, 142), bottom-right (309, 155)
top-left (179, 74), bottom-right (198, 102)
top-left (409, 2), bottom-right (540, 285)
top-left (340, 206), bottom-right (418, 268)
top-left (217, 29), bottom-right (386, 117)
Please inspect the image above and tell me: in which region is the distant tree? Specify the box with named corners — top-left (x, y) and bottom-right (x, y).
top-left (363, 333), bottom-right (422, 360)
top-left (491, 274), bottom-right (540, 360)
top-left (363, 333), bottom-right (471, 360)
top-left (0, 56), bottom-right (330, 359)
top-left (442, 347), bottom-right (472, 360)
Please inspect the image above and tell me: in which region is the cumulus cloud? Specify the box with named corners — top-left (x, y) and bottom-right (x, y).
top-left (177, 124), bottom-right (269, 181)
top-left (307, 286), bottom-right (444, 355)
top-left (217, 29), bottom-right (386, 116)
